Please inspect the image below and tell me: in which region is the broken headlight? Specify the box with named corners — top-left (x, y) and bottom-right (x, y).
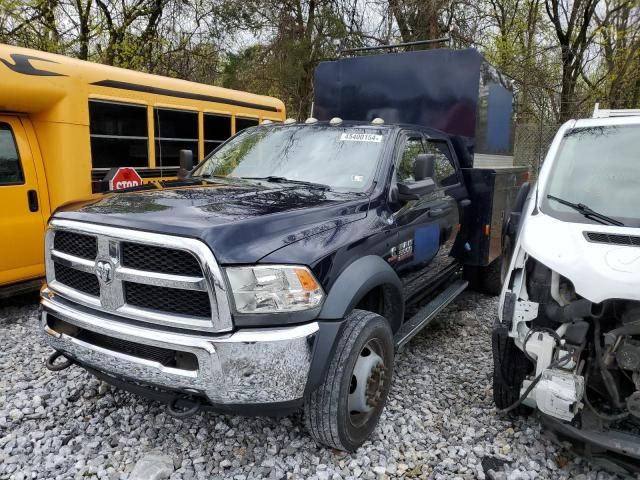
top-left (225, 265), bottom-right (325, 313)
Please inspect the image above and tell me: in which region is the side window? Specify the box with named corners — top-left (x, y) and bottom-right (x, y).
top-left (0, 123), bottom-right (24, 185)
top-left (426, 140), bottom-right (458, 187)
top-left (236, 117), bottom-right (259, 133)
top-left (154, 108), bottom-right (199, 167)
top-left (397, 136), bottom-right (424, 183)
top-left (89, 101), bottom-right (148, 169)
top-left (204, 114), bottom-right (232, 156)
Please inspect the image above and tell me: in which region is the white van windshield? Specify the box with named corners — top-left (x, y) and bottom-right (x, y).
top-left (192, 125), bottom-right (386, 192)
top-left (542, 124), bottom-right (640, 228)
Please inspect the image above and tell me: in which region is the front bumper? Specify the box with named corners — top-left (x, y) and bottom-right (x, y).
top-left (541, 414), bottom-right (640, 474)
top-left (41, 288), bottom-right (318, 406)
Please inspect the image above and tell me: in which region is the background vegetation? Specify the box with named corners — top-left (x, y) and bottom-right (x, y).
top-left (0, 0), bottom-right (638, 123)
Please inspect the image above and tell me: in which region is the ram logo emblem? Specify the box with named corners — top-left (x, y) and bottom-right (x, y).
top-left (95, 260), bottom-right (114, 284)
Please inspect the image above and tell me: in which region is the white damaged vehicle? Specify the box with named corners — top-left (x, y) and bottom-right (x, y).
top-left (494, 106), bottom-right (640, 473)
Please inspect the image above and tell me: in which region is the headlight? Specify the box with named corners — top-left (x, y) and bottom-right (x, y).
top-left (225, 265), bottom-right (325, 313)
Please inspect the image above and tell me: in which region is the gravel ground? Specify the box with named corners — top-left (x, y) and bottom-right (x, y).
top-left (0, 292), bottom-right (635, 480)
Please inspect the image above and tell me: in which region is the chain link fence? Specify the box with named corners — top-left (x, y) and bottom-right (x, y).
top-left (513, 123), bottom-right (561, 179)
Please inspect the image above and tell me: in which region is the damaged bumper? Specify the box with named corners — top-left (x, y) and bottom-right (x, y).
top-left (541, 415), bottom-right (640, 473)
top-left (41, 288), bottom-right (318, 406)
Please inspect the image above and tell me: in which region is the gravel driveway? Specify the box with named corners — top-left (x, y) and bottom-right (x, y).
top-left (0, 293), bottom-right (630, 480)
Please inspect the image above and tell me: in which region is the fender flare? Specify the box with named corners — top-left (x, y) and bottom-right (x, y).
top-left (307, 257), bottom-right (404, 393)
top-left (318, 255), bottom-right (404, 327)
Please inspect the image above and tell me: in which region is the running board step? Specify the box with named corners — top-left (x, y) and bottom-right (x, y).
top-left (394, 279), bottom-right (468, 351)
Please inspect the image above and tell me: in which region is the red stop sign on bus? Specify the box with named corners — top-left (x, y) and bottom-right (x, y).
top-left (107, 167), bottom-right (143, 191)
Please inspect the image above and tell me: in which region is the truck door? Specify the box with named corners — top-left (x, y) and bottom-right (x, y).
top-left (0, 116), bottom-right (46, 286)
top-left (390, 132), bottom-right (460, 300)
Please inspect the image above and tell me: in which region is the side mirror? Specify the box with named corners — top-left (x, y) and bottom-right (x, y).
top-left (397, 178), bottom-right (436, 201)
top-left (179, 149), bottom-right (194, 171)
top-left (178, 149), bottom-right (194, 179)
top-left (414, 153), bottom-right (435, 181)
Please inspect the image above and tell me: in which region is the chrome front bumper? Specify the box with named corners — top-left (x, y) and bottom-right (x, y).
top-left (41, 289), bottom-right (318, 405)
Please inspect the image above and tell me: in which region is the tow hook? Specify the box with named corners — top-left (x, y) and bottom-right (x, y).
top-left (167, 395), bottom-right (202, 418)
top-left (46, 351), bottom-right (74, 371)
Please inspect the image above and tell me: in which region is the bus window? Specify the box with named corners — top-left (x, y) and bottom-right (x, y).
top-left (154, 108), bottom-right (199, 167)
top-left (236, 117), bottom-right (259, 133)
top-left (204, 114), bottom-right (231, 156)
top-left (89, 101), bottom-right (148, 169)
top-left (0, 124), bottom-right (23, 185)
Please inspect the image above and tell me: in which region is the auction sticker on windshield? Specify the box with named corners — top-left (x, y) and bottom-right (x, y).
top-left (340, 132), bottom-right (383, 142)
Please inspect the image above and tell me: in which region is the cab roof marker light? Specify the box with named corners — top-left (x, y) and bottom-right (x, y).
top-left (305, 117), bottom-right (318, 124)
top-left (329, 117), bottom-right (343, 125)
top-left (283, 118), bottom-right (297, 125)
top-left (371, 118), bottom-right (385, 125)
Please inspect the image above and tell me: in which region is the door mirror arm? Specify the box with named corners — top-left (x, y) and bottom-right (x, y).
top-left (397, 178), bottom-right (436, 201)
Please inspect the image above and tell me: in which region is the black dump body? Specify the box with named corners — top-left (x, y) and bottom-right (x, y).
top-left (314, 48), bottom-right (515, 163)
top-left (460, 167), bottom-right (528, 266)
top-left (314, 48), bottom-right (526, 267)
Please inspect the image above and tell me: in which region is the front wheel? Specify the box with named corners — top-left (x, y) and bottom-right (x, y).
top-left (304, 310), bottom-right (394, 451)
top-left (492, 324), bottom-right (533, 416)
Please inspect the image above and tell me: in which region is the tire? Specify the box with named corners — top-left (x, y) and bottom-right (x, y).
top-left (492, 324), bottom-right (533, 416)
top-left (304, 309), bottom-right (394, 451)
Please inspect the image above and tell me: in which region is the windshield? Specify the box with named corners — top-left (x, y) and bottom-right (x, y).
top-left (542, 124), bottom-right (640, 228)
top-left (192, 125), bottom-right (387, 192)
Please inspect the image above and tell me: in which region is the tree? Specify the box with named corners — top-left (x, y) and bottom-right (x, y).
top-left (593, 0), bottom-right (640, 108)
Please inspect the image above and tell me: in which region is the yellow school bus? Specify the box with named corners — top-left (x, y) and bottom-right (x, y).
top-left (0, 44), bottom-right (286, 296)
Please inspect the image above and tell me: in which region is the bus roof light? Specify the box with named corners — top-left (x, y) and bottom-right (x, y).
top-left (284, 118), bottom-right (297, 125)
top-left (371, 118), bottom-right (385, 125)
top-left (261, 119), bottom-right (273, 125)
top-left (329, 117), bottom-right (343, 125)
top-left (305, 117), bottom-right (318, 124)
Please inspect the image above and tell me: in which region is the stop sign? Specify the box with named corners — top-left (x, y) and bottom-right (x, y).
top-left (107, 167), bottom-right (143, 191)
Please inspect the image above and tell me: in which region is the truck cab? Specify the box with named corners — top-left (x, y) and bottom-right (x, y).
top-left (41, 48), bottom-right (525, 450)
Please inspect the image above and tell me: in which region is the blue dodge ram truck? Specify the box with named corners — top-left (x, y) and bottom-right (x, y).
top-left (41, 48), bottom-right (526, 450)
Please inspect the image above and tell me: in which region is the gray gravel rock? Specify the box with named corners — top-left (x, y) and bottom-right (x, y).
top-left (129, 452), bottom-right (174, 480)
top-left (0, 293), bottom-right (633, 479)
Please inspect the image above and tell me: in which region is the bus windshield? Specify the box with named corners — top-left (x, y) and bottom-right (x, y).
top-left (192, 125), bottom-right (387, 192)
top-left (542, 124), bottom-right (640, 228)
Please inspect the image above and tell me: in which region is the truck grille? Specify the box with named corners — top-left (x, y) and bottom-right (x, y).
top-left (124, 282), bottom-right (212, 317)
top-left (45, 220), bottom-right (232, 333)
top-left (53, 231), bottom-right (98, 259)
top-left (54, 263), bottom-right (100, 297)
top-left (122, 242), bottom-right (202, 276)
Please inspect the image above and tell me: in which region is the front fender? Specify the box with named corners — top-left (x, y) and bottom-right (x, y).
top-left (318, 255), bottom-right (404, 325)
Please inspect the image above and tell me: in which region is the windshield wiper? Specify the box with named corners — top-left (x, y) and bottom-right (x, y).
top-left (547, 194), bottom-right (625, 227)
top-left (240, 176), bottom-right (331, 191)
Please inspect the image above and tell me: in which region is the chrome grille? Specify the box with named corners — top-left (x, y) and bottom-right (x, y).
top-left (45, 219), bottom-right (233, 333)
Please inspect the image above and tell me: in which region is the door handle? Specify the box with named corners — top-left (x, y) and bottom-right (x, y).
top-left (27, 190), bottom-right (39, 212)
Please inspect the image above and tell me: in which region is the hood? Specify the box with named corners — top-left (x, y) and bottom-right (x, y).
top-left (55, 182), bottom-right (369, 264)
top-left (520, 212), bottom-right (640, 303)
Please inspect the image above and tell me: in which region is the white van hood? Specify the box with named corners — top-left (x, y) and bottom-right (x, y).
top-left (520, 212), bottom-right (640, 303)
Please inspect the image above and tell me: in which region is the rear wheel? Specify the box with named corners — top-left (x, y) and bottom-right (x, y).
top-left (492, 324), bottom-right (533, 415)
top-left (304, 310), bottom-right (394, 451)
